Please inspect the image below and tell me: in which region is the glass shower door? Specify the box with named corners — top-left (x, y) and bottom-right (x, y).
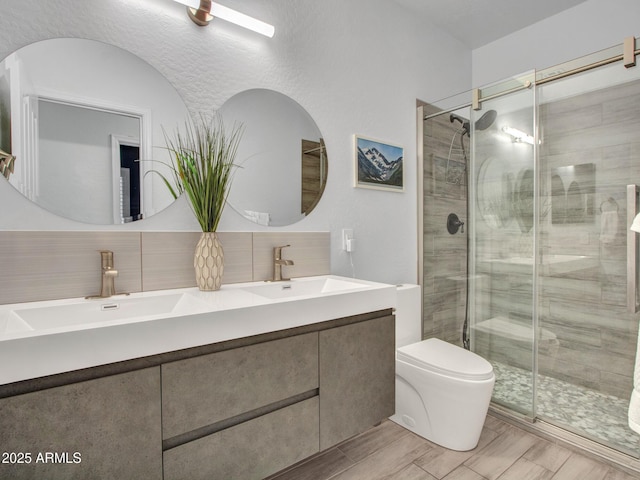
top-left (426, 39), bottom-right (640, 458)
top-left (469, 73), bottom-right (537, 417)
top-left (536, 59), bottom-right (640, 456)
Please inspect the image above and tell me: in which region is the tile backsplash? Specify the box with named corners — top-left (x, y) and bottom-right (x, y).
top-left (0, 231), bottom-right (330, 305)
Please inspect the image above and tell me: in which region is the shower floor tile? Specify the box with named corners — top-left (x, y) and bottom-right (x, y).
top-left (492, 362), bottom-right (640, 455)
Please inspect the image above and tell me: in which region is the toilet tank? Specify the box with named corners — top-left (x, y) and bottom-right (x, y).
top-left (395, 284), bottom-right (421, 348)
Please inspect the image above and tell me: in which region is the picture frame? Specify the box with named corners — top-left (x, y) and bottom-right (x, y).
top-left (354, 135), bottom-right (404, 192)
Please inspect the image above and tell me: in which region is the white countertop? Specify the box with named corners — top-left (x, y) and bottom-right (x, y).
top-left (0, 275), bottom-right (396, 385)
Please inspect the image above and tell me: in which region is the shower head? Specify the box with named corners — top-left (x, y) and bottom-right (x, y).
top-left (475, 109), bottom-right (497, 131)
top-left (449, 109), bottom-right (497, 136)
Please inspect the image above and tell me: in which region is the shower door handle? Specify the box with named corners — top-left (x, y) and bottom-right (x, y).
top-left (627, 185), bottom-right (640, 313)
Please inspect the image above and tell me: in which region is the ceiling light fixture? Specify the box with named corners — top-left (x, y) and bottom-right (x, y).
top-left (502, 126), bottom-right (535, 145)
top-left (174, 0), bottom-right (275, 37)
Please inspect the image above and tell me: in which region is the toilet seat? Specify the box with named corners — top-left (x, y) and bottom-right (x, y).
top-left (397, 338), bottom-right (494, 381)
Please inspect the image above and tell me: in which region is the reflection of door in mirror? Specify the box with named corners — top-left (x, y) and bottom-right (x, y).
top-left (111, 136), bottom-right (141, 224)
top-left (34, 100), bottom-right (141, 225)
top-left (301, 138), bottom-right (327, 216)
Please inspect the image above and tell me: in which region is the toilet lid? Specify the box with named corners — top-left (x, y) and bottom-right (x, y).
top-left (397, 338), bottom-right (494, 381)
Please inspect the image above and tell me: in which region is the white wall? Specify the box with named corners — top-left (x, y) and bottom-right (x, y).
top-left (472, 0), bottom-right (640, 87)
top-left (0, 0), bottom-right (472, 285)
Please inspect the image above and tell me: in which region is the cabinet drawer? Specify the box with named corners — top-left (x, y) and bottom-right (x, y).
top-left (163, 396), bottom-right (319, 480)
top-left (162, 332), bottom-right (318, 438)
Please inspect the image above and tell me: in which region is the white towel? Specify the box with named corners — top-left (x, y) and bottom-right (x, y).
top-left (629, 329), bottom-right (640, 434)
top-left (243, 210), bottom-right (271, 226)
top-left (255, 212), bottom-right (270, 226)
top-left (600, 210), bottom-right (618, 243)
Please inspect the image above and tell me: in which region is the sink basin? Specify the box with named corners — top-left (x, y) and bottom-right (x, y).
top-left (241, 277), bottom-right (370, 300)
top-left (0, 311), bottom-right (33, 334)
top-left (0, 275), bottom-right (396, 386)
top-left (10, 292), bottom-right (209, 332)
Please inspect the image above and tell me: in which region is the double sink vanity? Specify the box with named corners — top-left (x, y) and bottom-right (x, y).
top-left (0, 35), bottom-right (395, 480)
top-left (0, 275), bottom-right (397, 480)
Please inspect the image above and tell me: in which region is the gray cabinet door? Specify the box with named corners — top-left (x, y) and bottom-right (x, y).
top-left (161, 332), bottom-right (319, 439)
top-left (0, 367), bottom-right (162, 480)
top-left (319, 314), bottom-right (395, 449)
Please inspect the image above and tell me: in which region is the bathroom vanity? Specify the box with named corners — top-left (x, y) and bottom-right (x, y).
top-left (0, 276), bottom-right (396, 480)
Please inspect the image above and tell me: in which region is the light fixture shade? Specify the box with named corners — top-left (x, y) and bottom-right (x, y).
top-left (173, 0), bottom-right (275, 37)
top-left (631, 213), bottom-right (640, 232)
top-left (176, 0), bottom-right (200, 8)
top-left (502, 126), bottom-right (535, 145)
top-left (210, 3), bottom-right (275, 37)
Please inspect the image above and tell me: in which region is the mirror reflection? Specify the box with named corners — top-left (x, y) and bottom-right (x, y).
top-left (220, 89), bottom-right (327, 226)
top-left (0, 38), bottom-right (190, 225)
top-left (551, 163), bottom-right (595, 224)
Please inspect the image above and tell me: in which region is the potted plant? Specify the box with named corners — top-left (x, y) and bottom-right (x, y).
top-left (163, 113), bottom-right (243, 291)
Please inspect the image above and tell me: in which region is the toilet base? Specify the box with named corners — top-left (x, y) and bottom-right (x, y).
top-left (390, 375), bottom-right (433, 441)
top-left (392, 360), bottom-right (495, 451)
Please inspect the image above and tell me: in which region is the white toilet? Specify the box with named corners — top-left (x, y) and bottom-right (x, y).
top-left (390, 284), bottom-right (495, 451)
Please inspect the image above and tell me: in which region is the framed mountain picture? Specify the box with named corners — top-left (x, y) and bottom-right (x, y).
top-left (354, 135), bottom-right (404, 192)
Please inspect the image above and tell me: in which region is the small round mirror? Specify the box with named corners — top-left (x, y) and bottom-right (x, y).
top-left (220, 89), bottom-right (327, 226)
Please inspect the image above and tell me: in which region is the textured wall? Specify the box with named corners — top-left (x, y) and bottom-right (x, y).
top-left (0, 0), bottom-right (472, 285)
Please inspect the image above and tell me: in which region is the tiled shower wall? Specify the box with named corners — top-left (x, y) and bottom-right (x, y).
top-left (537, 78), bottom-right (640, 398)
top-left (0, 231), bottom-right (330, 305)
top-left (421, 103), bottom-right (469, 346)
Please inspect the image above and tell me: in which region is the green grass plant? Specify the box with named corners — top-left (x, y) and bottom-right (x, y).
top-left (163, 114), bottom-right (243, 232)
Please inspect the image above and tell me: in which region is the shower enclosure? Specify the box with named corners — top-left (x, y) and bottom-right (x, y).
top-left (419, 38), bottom-right (640, 459)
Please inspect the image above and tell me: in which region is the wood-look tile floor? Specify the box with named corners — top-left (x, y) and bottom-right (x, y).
top-left (269, 415), bottom-right (638, 480)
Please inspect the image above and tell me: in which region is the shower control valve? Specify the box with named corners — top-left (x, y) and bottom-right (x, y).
top-left (447, 213), bottom-right (464, 235)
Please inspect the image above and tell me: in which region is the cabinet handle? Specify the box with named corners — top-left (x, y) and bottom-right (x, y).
top-left (627, 185), bottom-right (639, 313)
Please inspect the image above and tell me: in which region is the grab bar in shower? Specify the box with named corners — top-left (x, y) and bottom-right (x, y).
top-left (627, 185), bottom-right (639, 313)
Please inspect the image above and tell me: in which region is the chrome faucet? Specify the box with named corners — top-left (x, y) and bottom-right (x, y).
top-left (86, 250), bottom-right (124, 299)
top-left (272, 245), bottom-right (294, 282)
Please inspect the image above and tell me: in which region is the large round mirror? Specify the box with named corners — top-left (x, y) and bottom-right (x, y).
top-left (220, 89), bottom-right (327, 226)
top-left (0, 38), bottom-right (190, 225)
